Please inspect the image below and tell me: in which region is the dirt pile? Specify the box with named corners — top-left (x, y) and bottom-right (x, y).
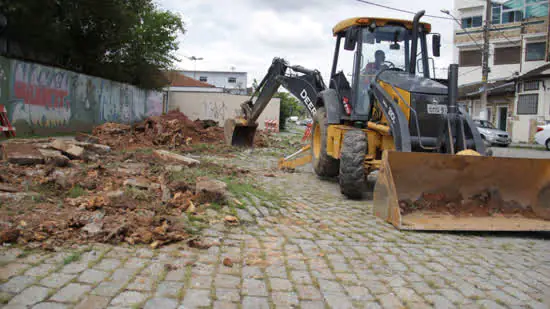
top-left (399, 189), bottom-right (539, 218)
top-left (0, 139), bottom-right (248, 249)
top-left (93, 111), bottom-right (224, 150)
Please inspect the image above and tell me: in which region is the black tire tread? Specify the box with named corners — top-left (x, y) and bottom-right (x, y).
top-left (312, 107), bottom-right (339, 177)
top-left (339, 130), bottom-right (367, 199)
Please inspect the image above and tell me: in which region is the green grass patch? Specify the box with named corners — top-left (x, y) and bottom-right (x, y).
top-left (124, 187), bottom-right (150, 201)
top-left (68, 185), bottom-right (86, 198)
top-left (63, 252), bottom-right (82, 265)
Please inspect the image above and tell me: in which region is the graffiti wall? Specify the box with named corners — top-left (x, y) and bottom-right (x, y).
top-left (0, 56), bottom-right (166, 135)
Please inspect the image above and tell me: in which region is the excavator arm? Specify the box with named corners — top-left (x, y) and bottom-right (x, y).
top-left (225, 57), bottom-right (326, 146)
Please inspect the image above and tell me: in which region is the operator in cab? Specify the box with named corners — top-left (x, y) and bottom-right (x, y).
top-left (364, 50), bottom-right (389, 76)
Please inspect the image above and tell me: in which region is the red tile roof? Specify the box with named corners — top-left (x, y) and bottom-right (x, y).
top-left (166, 71), bottom-right (216, 88)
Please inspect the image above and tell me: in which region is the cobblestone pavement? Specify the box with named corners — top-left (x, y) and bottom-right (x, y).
top-left (0, 150), bottom-right (549, 309)
top-left (491, 147), bottom-right (550, 159)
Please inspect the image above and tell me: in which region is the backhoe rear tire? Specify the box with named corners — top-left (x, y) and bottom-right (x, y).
top-left (311, 107), bottom-right (339, 177)
top-left (339, 130), bottom-right (367, 199)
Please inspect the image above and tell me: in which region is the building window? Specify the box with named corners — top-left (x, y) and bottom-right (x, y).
top-left (525, 42), bottom-right (546, 61)
top-left (523, 80), bottom-right (539, 91)
top-left (199, 76), bottom-right (208, 82)
top-left (492, 0), bottom-right (548, 24)
top-left (494, 46), bottom-right (520, 65)
top-left (461, 16), bottom-right (483, 28)
top-left (459, 50), bottom-right (482, 67)
top-left (492, 2), bottom-right (502, 24)
top-left (502, 10), bottom-right (523, 23)
top-left (517, 94), bottom-right (538, 114)
top-left (228, 77), bottom-right (237, 83)
top-left (525, 0), bottom-right (548, 18)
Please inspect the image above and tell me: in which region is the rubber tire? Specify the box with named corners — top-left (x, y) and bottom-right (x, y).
top-left (339, 130), bottom-right (367, 199)
top-left (546, 139), bottom-right (550, 151)
top-left (311, 107), bottom-right (340, 177)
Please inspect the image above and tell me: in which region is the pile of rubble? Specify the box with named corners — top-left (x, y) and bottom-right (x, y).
top-left (93, 111), bottom-right (225, 150)
top-left (0, 137), bottom-right (249, 249)
top-left (92, 111), bottom-right (277, 151)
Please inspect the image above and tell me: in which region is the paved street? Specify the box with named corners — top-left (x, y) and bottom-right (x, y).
top-left (0, 150), bottom-right (549, 309)
top-left (492, 146), bottom-right (550, 159)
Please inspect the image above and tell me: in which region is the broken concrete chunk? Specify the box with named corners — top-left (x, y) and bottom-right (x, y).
top-left (50, 139), bottom-right (85, 159)
top-left (74, 142), bottom-right (111, 154)
top-left (124, 177), bottom-right (161, 190)
top-left (2, 143), bottom-right (45, 165)
top-left (82, 220), bottom-right (104, 236)
top-left (154, 150), bottom-right (200, 166)
top-left (38, 149), bottom-right (70, 167)
top-left (195, 177), bottom-right (228, 202)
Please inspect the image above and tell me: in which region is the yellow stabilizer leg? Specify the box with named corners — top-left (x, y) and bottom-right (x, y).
top-left (278, 145), bottom-right (312, 170)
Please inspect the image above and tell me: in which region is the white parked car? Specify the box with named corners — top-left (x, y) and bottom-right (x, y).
top-left (534, 124), bottom-right (550, 150)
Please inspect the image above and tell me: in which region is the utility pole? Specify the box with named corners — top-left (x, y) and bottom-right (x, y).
top-left (481, 0), bottom-right (492, 121)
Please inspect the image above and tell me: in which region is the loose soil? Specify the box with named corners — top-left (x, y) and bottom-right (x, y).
top-left (399, 189), bottom-right (540, 219)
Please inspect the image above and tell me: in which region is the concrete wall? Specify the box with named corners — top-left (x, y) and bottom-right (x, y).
top-left (0, 56), bottom-right (166, 135)
top-left (168, 91), bottom-right (280, 130)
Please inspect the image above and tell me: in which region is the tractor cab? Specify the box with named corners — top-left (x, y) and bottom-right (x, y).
top-left (329, 15), bottom-right (443, 123)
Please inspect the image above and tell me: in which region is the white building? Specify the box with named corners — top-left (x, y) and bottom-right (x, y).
top-left (453, 0), bottom-right (549, 142)
top-left (181, 70), bottom-right (247, 95)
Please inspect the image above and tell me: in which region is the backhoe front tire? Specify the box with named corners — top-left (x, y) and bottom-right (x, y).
top-left (339, 130), bottom-right (367, 199)
top-left (311, 107), bottom-right (339, 177)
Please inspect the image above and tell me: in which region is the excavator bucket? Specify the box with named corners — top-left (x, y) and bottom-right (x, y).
top-left (224, 119), bottom-right (258, 147)
top-left (373, 151), bottom-right (550, 231)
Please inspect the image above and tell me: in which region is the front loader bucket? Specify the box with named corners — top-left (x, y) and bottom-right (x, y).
top-left (373, 151), bottom-right (550, 231)
top-left (224, 119), bottom-right (258, 147)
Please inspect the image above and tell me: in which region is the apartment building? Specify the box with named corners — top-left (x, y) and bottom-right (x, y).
top-left (453, 0), bottom-right (549, 142)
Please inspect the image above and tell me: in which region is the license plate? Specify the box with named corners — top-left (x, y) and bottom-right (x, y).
top-left (427, 104), bottom-right (447, 115)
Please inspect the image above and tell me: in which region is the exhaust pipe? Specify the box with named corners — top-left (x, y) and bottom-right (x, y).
top-left (409, 10), bottom-right (425, 75)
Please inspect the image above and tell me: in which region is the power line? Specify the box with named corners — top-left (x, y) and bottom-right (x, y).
top-left (459, 67), bottom-right (482, 76)
top-left (355, 0), bottom-right (454, 20)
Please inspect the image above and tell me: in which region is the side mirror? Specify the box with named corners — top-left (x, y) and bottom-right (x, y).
top-left (344, 28), bottom-right (358, 51)
top-left (432, 34), bottom-right (441, 57)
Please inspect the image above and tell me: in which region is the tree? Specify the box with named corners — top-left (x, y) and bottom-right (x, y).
top-left (275, 92), bottom-right (304, 131)
top-left (0, 0), bottom-right (185, 89)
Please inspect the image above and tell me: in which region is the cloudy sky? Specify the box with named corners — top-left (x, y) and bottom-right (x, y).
top-left (158, 0), bottom-right (456, 86)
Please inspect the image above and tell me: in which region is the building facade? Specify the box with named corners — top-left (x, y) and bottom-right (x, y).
top-left (181, 70), bottom-right (247, 95)
top-left (453, 0), bottom-right (549, 142)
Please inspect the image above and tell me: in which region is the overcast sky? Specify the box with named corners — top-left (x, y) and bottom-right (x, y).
top-left (157, 0), bottom-right (456, 86)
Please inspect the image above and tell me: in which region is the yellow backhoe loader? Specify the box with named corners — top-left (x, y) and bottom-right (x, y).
top-left (224, 11), bottom-right (550, 231)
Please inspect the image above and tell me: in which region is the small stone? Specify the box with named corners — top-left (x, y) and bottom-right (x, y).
top-left (180, 289), bottom-right (211, 308)
top-left (78, 269), bottom-right (108, 284)
top-left (223, 257), bottom-right (233, 267)
top-left (82, 221), bottom-right (104, 236)
top-left (40, 273), bottom-right (76, 289)
top-left (242, 296), bottom-right (269, 309)
top-left (236, 209), bottom-right (254, 223)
